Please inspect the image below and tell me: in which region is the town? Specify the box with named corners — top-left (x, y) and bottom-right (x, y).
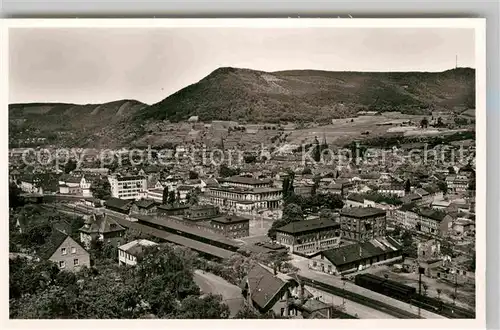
top-left (9, 114), bottom-right (476, 319)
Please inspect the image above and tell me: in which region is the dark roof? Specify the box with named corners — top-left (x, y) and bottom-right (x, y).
top-left (347, 194), bottom-right (365, 203)
top-left (246, 264), bottom-right (289, 311)
top-left (117, 176), bottom-right (145, 181)
top-left (38, 230), bottom-right (70, 260)
top-left (105, 197), bottom-right (133, 210)
top-left (134, 199), bottom-right (156, 209)
top-left (276, 219), bottom-right (339, 235)
top-left (111, 216), bottom-right (234, 259)
top-left (417, 208), bottom-right (448, 222)
top-left (189, 204), bottom-right (217, 211)
top-left (131, 214), bottom-right (240, 248)
top-left (157, 203), bottom-right (189, 211)
top-left (403, 194), bottom-right (422, 202)
top-left (340, 207), bottom-right (386, 218)
top-left (79, 214), bottom-right (126, 234)
top-left (211, 215), bottom-right (249, 224)
top-left (221, 176), bottom-right (272, 185)
top-left (414, 188), bottom-right (430, 197)
top-left (322, 237), bottom-right (402, 267)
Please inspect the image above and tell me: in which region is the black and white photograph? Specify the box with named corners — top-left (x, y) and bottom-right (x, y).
top-left (4, 19), bottom-right (486, 325)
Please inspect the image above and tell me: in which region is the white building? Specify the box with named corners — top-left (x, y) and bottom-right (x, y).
top-left (118, 239), bottom-right (158, 266)
top-left (108, 175), bottom-right (148, 200)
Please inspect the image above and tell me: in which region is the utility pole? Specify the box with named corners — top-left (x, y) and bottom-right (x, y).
top-left (456, 55), bottom-right (458, 69)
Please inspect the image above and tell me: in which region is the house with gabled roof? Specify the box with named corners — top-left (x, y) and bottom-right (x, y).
top-left (39, 229), bottom-right (90, 272)
top-left (130, 199), bottom-right (157, 215)
top-left (241, 264), bottom-right (299, 316)
top-left (118, 239), bottom-right (158, 266)
top-left (79, 213), bottom-right (126, 248)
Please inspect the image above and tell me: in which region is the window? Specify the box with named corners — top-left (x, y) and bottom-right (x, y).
top-left (71, 247), bottom-right (76, 254)
top-left (59, 261), bottom-right (66, 268)
top-left (61, 248), bottom-right (67, 255)
top-left (74, 259), bottom-right (79, 266)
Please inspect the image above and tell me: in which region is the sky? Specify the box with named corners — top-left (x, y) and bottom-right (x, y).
top-left (9, 27), bottom-right (475, 105)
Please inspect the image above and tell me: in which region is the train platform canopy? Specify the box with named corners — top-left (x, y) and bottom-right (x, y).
top-left (112, 217), bottom-right (235, 260)
top-left (131, 213), bottom-right (241, 249)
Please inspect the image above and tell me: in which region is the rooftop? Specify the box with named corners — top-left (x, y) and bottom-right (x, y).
top-left (322, 237), bottom-right (403, 267)
top-left (221, 175), bottom-right (272, 186)
top-left (276, 218), bottom-right (339, 235)
top-left (340, 207), bottom-right (386, 218)
top-left (211, 215), bottom-right (249, 224)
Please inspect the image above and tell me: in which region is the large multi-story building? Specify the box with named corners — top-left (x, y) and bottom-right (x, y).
top-left (339, 207), bottom-right (387, 242)
top-left (275, 218), bottom-right (341, 255)
top-left (108, 175), bottom-right (148, 200)
top-left (201, 176), bottom-right (282, 214)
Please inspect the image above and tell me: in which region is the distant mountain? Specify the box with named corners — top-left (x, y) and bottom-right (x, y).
top-left (140, 67), bottom-right (475, 123)
top-left (9, 99), bottom-right (148, 148)
top-left (8, 67), bottom-right (475, 148)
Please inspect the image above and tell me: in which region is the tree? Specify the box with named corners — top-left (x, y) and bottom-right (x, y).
top-left (188, 171), bottom-right (199, 180)
top-left (219, 165), bottom-right (240, 178)
top-left (468, 172), bottom-right (476, 191)
top-left (63, 159), bottom-right (77, 174)
top-left (404, 179), bottom-right (411, 194)
top-left (441, 239), bottom-right (455, 257)
top-left (437, 117), bottom-right (444, 127)
top-left (422, 283), bottom-right (429, 296)
top-left (302, 167), bottom-right (312, 175)
top-left (267, 203), bottom-right (304, 240)
top-left (177, 294), bottom-right (230, 319)
top-left (420, 117), bottom-right (429, 129)
top-left (162, 187), bottom-right (169, 205)
top-left (437, 180), bottom-right (448, 195)
top-left (167, 191), bottom-right (176, 204)
top-left (9, 183), bottom-right (25, 209)
top-left (90, 178), bottom-right (111, 200)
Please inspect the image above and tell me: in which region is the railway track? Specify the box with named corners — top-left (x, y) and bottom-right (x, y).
top-left (298, 275), bottom-right (424, 319)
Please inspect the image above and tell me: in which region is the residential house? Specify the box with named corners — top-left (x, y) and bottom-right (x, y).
top-left (377, 183), bottom-right (405, 197)
top-left (446, 175), bottom-right (469, 194)
top-left (104, 197), bottom-right (134, 215)
top-left (308, 237), bottom-right (403, 275)
top-left (210, 214), bottom-right (250, 239)
top-left (118, 239), bottom-right (158, 266)
top-left (414, 188), bottom-right (433, 205)
top-left (157, 203), bottom-right (189, 216)
top-left (401, 193), bottom-right (423, 206)
top-left (130, 199), bottom-right (157, 215)
top-left (58, 175), bottom-right (92, 197)
top-left (393, 207), bottom-right (453, 236)
top-left (19, 175), bottom-right (43, 194)
top-left (79, 213), bottom-right (126, 248)
top-left (39, 229), bottom-right (90, 272)
top-left (241, 264), bottom-right (299, 316)
top-left (184, 204), bottom-right (219, 222)
top-left (275, 218), bottom-right (341, 256)
top-left (345, 194), bottom-right (365, 208)
top-left (339, 207), bottom-right (387, 242)
top-left (417, 239), bottom-right (441, 261)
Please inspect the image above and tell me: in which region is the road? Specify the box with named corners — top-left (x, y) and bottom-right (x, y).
top-left (193, 270), bottom-right (245, 317)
